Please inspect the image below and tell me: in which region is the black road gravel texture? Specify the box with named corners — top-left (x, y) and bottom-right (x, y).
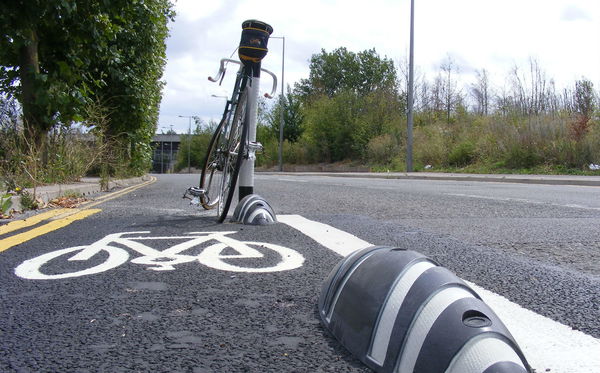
top-left (256, 174), bottom-right (600, 338)
top-left (1, 173), bottom-right (599, 372)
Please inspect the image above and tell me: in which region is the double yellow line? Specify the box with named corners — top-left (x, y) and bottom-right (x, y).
top-left (0, 177), bottom-right (156, 253)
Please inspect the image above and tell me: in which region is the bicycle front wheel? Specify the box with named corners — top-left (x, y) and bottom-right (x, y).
top-left (217, 88), bottom-right (248, 223)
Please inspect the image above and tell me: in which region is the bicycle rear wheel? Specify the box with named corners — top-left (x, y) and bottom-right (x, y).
top-left (199, 118), bottom-right (226, 210)
top-left (217, 87), bottom-right (248, 222)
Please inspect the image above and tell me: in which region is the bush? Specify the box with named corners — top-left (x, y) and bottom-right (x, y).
top-left (448, 141), bottom-right (476, 167)
top-left (366, 134), bottom-right (399, 165)
top-left (283, 140), bottom-right (319, 165)
top-left (413, 124), bottom-right (448, 167)
top-left (502, 145), bottom-right (542, 169)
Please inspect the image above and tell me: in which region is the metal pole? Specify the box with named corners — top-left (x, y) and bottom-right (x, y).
top-left (169, 124), bottom-right (174, 174)
top-left (406, 0), bottom-right (415, 172)
top-left (187, 116), bottom-right (191, 173)
top-left (277, 37), bottom-right (286, 172)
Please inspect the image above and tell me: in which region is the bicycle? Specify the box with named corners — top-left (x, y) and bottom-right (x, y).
top-left (14, 230), bottom-right (305, 280)
top-left (184, 20), bottom-right (276, 223)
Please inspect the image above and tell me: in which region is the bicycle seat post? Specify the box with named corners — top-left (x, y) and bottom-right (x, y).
top-left (237, 20), bottom-right (273, 201)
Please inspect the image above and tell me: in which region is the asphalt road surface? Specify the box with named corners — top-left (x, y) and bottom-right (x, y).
top-left (1, 173), bottom-right (599, 372)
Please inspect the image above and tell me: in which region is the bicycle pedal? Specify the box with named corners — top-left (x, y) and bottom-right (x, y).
top-left (186, 187), bottom-right (206, 197)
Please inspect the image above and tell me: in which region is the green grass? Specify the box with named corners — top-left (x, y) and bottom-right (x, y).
top-left (416, 162), bottom-right (600, 176)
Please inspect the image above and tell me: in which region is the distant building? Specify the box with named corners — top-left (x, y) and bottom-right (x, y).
top-left (151, 134), bottom-right (181, 173)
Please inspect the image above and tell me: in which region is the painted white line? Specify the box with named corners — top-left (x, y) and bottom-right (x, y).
top-left (279, 214), bottom-right (600, 373)
top-left (276, 178), bottom-right (309, 183)
top-left (446, 193), bottom-right (600, 211)
top-left (467, 281), bottom-right (600, 373)
top-left (277, 215), bottom-right (372, 256)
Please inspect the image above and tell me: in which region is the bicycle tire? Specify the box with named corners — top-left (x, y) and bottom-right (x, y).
top-left (217, 87), bottom-right (249, 223)
top-left (200, 72), bottom-right (245, 211)
top-left (199, 116), bottom-right (226, 210)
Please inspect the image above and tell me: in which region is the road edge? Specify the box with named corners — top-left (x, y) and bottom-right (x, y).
top-left (260, 171), bottom-right (600, 187)
top-left (8, 175), bottom-right (152, 213)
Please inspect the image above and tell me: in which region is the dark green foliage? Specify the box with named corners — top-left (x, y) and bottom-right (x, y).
top-left (0, 0), bottom-right (174, 179)
top-left (175, 121), bottom-right (214, 172)
top-left (267, 86), bottom-right (304, 143)
top-left (296, 47), bottom-right (397, 99)
top-left (288, 47), bottom-right (403, 164)
top-left (300, 88), bottom-right (403, 163)
top-left (502, 146), bottom-right (542, 169)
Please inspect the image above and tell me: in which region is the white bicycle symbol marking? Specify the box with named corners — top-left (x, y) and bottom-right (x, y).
top-left (14, 231), bottom-right (305, 280)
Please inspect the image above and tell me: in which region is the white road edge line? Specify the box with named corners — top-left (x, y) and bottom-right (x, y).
top-left (278, 214), bottom-right (600, 373)
top-left (446, 192), bottom-right (600, 211)
top-left (278, 215), bottom-right (372, 256)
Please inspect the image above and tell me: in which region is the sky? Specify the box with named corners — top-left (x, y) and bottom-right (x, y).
top-left (159, 0), bottom-right (600, 134)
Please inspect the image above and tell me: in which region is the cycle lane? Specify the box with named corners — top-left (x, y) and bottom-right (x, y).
top-left (0, 209), bottom-right (373, 372)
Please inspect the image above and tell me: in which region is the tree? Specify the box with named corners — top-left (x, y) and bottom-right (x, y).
top-left (292, 47), bottom-right (402, 163)
top-left (470, 69), bottom-right (491, 115)
top-left (574, 79), bottom-right (595, 120)
top-left (0, 0), bottom-right (174, 174)
top-left (296, 47), bottom-right (397, 99)
top-left (439, 56), bottom-right (462, 124)
top-left (0, 1), bottom-right (114, 145)
top-left (506, 58), bottom-right (554, 116)
top-left (569, 78), bottom-right (596, 141)
top-left (88, 0), bottom-right (174, 174)
top-left (267, 86), bottom-right (304, 143)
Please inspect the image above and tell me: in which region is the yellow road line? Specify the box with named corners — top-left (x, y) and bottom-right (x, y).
top-left (0, 208), bottom-right (73, 236)
top-left (0, 209), bottom-right (102, 253)
top-left (83, 176), bottom-right (156, 209)
top-left (83, 177), bottom-right (156, 204)
top-left (0, 176), bottom-right (156, 253)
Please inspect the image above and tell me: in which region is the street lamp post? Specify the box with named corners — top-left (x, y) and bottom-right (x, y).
top-left (178, 115), bottom-right (195, 173)
top-left (270, 36), bottom-right (285, 172)
top-left (406, 0), bottom-right (415, 172)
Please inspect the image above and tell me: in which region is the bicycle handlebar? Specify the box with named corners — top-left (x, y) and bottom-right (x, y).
top-left (208, 58), bottom-right (239, 83)
top-left (208, 58), bottom-right (278, 99)
top-left (260, 68), bottom-right (277, 99)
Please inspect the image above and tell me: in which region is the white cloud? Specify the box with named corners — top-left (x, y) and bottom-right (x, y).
top-left (561, 5), bottom-right (592, 22)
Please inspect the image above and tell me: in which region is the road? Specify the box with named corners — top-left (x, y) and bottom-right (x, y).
top-left (1, 173), bottom-right (599, 372)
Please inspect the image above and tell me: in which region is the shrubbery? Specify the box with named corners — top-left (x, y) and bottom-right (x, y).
top-left (254, 48), bottom-right (599, 174)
